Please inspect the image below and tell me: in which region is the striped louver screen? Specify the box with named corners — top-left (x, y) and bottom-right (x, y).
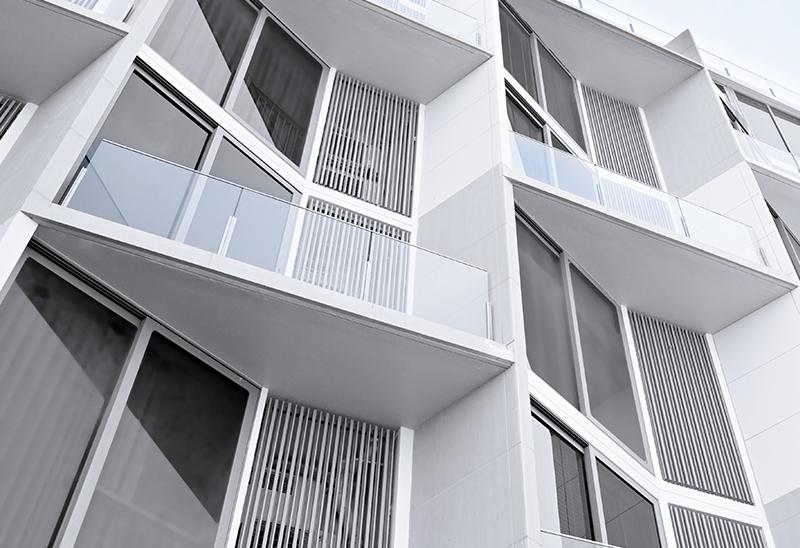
top-left (629, 312), bottom-right (753, 503)
top-left (583, 86), bottom-right (660, 188)
top-left (0, 95), bottom-right (24, 141)
top-left (236, 397), bottom-right (398, 548)
top-left (314, 73), bottom-right (418, 216)
top-left (294, 198), bottom-right (410, 312)
top-left (670, 505), bottom-right (765, 548)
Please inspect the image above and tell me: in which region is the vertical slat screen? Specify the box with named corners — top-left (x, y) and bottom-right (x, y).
top-left (670, 505), bottom-right (765, 548)
top-left (314, 73), bottom-right (418, 216)
top-left (583, 86), bottom-right (660, 188)
top-left (0, 95), bottom-right (24, 141)
top-left (629, 312), bottom-right (754, 503)
top-left (236, 397), bottom-right (397, 548)
top-left (294, 198), bottom-right (410, 312)
top-left (598, 177), bottom-right (675, 232)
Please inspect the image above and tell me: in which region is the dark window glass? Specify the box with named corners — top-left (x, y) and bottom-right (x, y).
top-left (597, 463), bottom-right (661, 548)
top-left (75, 332), bottom-right (248, 548)
top-left (499, 3), bottom-right (538, 101)
top-left (538, 43), bottom-right (585, 149)
top-left (570, 266), bottom-right (645, 459)
top-left (517, 219), bottom-right (579, 406)
top-left (150, 0), bottom-right (257, 103)
top-left (532, 417), bottom-right (594, 540)
top-left (233, 19), bottom-right (323, 165)
top-left (507, 96), bottom-right (544, 142)
top-left (774, 109), bottom-right (800, 155)
top-left (0, 259), bottom-right (136, 548)
top-left (92, 73), bottom-right (211, 168)
top-left (736, 93), bottom-right (787, 151)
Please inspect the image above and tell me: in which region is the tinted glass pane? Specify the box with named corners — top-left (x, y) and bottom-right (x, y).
top-left (507, 97), bottom-right (544, 142)
top-left (0, 259), bottom-right (135, 548)
top-left (93, 73), bottom-right (211, 168)
top-left (75, 332), bottom-right (248, 548)
top-left (570, 266), bottom-right (645, 458)
top-left (532, 418), bottom-right (593, 540)
top-left (226, 191), bottom-right (293, 271)
top-left (597, 463), bottom-right (660, 548)
top-left (736, 94), bottom-right (787, 151)
top-left (516, 219), bottom-right (579, 406)
top-left (183, 176), bottom-right (240, 253)
top-left (234, 19), bottom-right (322, 165)
top-left (151, 0), bottom-right (256, 103)
top-left (774, 109), bottom-right (800, 155)
top-left (538, 44), bottom-right (585, 149)
top-left (499, 4), bottom-right (537, 101)
top-left (210, 139), bottom-right (293, 201)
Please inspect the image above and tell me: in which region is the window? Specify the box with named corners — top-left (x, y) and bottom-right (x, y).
top-left (532, 416), bottom-right (594, 540)
top-left (736, 93), bottom-right (787, 151)
top-left (773, 109), bottom-right (800, 155)
top-left (769, 202), bottom-right (800, 277)
top-left (507, 95), bottom-right (544, 142)
top-left (517, 218), bottom-right (579, 406)
top-left (150, 0), bottom-right (257, 103)
top-left (499, 2), bottom-right (537, 101)
top-left (538, 43), bottom-right (585, 150)
top-left (233, 18), bottom-right (323, 165)
top-left (570, 266), bottom-right (646, 459)
top-left (597, 463), bottom-right (661, 548)
top-left (516, 218), bottom-right (647, 460)
top-left (0, 258), bottom-right (137, 548)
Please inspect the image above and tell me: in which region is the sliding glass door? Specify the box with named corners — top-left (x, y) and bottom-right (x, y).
top-left (0, 253), bottom-right (258, 548)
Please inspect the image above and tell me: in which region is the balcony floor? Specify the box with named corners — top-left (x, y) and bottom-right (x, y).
top-left (266, 0), bottom-right (489, 103)
top-left (0, 0), bottom-right (127, 103)
top-left (29, 205), bottom-right (511, 428)
top-left (512, 179), bottom-right (795, 333)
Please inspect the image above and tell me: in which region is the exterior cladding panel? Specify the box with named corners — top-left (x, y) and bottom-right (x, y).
top-left (314, 72), bottom-right (418, 216)
top-left (670, 505), bottom-right (765, 548)
top-left (583, 86), bottom-right (660, 188)
top-left (237, 397), bottom-right (397, 548)
top-left (294, 198), bottom-right (410, 312)
top-left (629, 311), bottom-right (754, 503)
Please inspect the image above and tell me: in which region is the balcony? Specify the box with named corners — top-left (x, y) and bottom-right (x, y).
top-left (25, 139), bottom-right (510, 427)
top-left (541, 531), bottom-right (619, 548)
top-left (264, 0), bottom-right (489, 103)
top-left (0, 0), bottom-right (132, 103)
top-left (507, 131), bottom-right (794, 333)
top-left (736, 131), bottom-right (800, 182)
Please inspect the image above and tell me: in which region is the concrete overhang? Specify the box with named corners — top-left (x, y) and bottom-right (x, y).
top-left (511, 179), bottom-right (795, 333)
top-left (266, 0), bottom-right (490, 103)
top-left (505, 0), bottom-right (701, 105)
top-left (753, 167), bottom-right (800, 239)
top-left (27, 203), bottom-right (512, 428)
top-left (0, 0), bottom-right (128, 103)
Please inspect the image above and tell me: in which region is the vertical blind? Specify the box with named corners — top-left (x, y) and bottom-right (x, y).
top-left (294, 198), bottom-right (410, 312)
top-left (236, 397), bottom-right (397, 548)
top-left (0, 94), bottom-right (24, 141)
top-left (629, 312), bottom-right (754, 503)
top-left (314, 73), bottom-right (418, 216)
top-left (670, 505), bottom-right (765, 548)
top-left (583, 86), bottom-right (660, 188)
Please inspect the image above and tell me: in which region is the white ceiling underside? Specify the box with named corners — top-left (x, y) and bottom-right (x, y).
top-left (506, 0), bottom-right (700, 105)
top-left (513, 183), bottom-right (794, 333)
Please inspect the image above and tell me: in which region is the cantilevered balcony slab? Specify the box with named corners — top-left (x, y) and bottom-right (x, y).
top-left (507, 133), bottom-right (795, 333)
top-left (0, 0), bottom-right (129, 103)
top-left (266, 0), bottom-right (490, 103)
top-left (505, 0), bottom-right (700, 105)
top-left (26, 201), bottom-right (511, 429)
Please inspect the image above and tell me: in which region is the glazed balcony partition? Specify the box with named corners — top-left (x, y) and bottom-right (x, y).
top-left (67, 0), bottom-right (133, 20)
top-left (367, 0), bottom-right (480, 46)
top-left (62, 140), bottom-right (491, 338)
top-left (735, 130), bottom-right (800, 180)
top-left (508, 132), bottom-right (764, 265)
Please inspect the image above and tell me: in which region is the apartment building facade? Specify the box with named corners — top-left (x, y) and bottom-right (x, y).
top-left (1, 0), bottom-right (799, 546)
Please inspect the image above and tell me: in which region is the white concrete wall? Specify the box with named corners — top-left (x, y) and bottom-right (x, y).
top-left (645, 70), bottom-right (742, 198)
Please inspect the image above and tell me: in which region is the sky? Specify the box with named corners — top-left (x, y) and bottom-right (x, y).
top-left (600, 0), bottom-right (800, 93)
